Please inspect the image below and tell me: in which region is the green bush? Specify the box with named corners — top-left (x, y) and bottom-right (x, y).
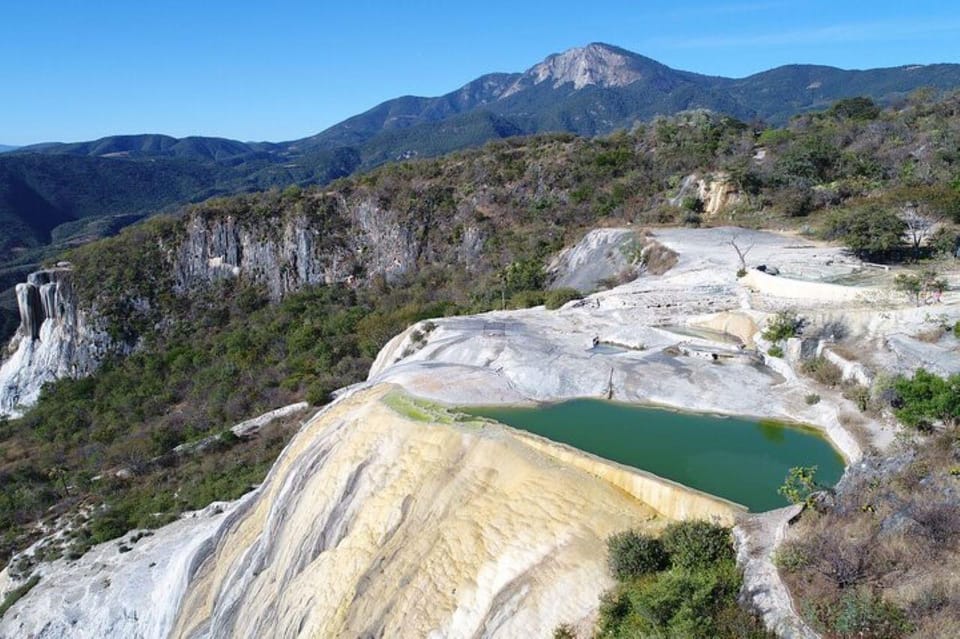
top-left (607, 530), bottom-right (669, 579)
top-left (827, 96), bottom-right (882, 121)
top-left (762, 311), bottom-right (803, 342)
top-left (893, 368), bottom-right (960, 429)
top-left (767, 345), bottom-right (784, 358)
top-left (805, 393), bottom-right (821, 405)
top-left (507, 290), bottom-right (546, 309)
top-left (778, 466), bottom-right (821, 505)
top-left (0, 574), bottom-right (40, 618)
top-left (630, 562), bottom-right (742, 637)
top-left (773, 541), bottom-right (812, 571)
top-left (810, 589), bottom-right (912, 639)
top-left (597, 561), bottom-right (771, 639)
top-left (823, 206), bottom-right (906, 262)
top-left (544, 287), bottom-right (582, 310)
top-left (660, 520), bottom-right (734, 570)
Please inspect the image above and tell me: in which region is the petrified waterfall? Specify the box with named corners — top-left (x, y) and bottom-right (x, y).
top-left (0, 266), bottom-right (109, 417)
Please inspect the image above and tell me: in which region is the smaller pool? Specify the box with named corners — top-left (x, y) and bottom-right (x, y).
top-left (465, 400), bottom-right (844, 512)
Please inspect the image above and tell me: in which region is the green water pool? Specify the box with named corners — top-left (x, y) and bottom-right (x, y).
top-left (465, 399), bottom-right (845, 512)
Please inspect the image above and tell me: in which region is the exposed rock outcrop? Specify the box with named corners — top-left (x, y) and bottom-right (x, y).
top-left (547, 228), bottom-right (639, 292)
top-left (670, 172), bottom-right (742, 217)
top-left (7, 226), bottom-right (944, 637)
top-left (0, 266), bottom-right (112, 417)
top-left (502, 42), bottom-right (648, 96)
top-left (173, 195), bottom-right (480, 300)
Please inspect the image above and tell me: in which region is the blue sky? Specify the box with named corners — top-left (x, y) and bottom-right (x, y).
top-left (1, 0), bottom-right (958, 145)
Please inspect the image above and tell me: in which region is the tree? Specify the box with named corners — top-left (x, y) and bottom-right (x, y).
top-left (727, 232), bottom-right (754, 272)
top-left (929, 226), bottom-right (960, 258)
top-left (778, 466), bottom-right (821, 505)
top-left (827, 96), bottom-right (882, 121)
top-left (894, 273), bottom-right (923, 306)
top-left (900, 204), bottom-right (939, 259)
top-left (824, 205), bottom-right (906, 262)
top-left (894, 270), bottom-right (946, 306)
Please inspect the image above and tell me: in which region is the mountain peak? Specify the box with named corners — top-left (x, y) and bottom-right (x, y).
top-left (501, 43), bottom-right (650, 98)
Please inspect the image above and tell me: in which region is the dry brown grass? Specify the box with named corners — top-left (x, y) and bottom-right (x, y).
top-left (779, 430), bottom-right (960, 638)
top-left (643, 241), bottom-right (679, 275)
top-left (914, 326), bottom-right (946, 343)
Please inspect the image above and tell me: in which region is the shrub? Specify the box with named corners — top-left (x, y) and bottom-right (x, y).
top-left (802, 356), bottom-right (843, 387)
top-left (778, 466), bottom-right (821, 505)
top-left (762, 311), bottom-right (803, 342)
top-left (774, 541), bottom-right (812, 571)
top-left (544, 287), bottom-right (582, 310)
top-left (805, 393), bottom-right (821, 405)
top-left (607, 530), bottom-right (669, 579)
top-left (767, 345), bottom-right (784, 358)
top-left (893, 368), bottom-right (960, 428)
top-left (681, 195), bottom-right (704, 213)
top-left (507, 290), bottom-right (546, 309)
top-left (780, 183), bottom-right (814, 217)
top-left (661, 520), bottom-right (734, 570)
top-left (811, 589), bottom-right (912, 639)
top-left (628, 562), bottom-right (746, 638)
top-left (0, 574), bottom-right (40, 618)
top-left (552, 623), bottom-right (576, 639)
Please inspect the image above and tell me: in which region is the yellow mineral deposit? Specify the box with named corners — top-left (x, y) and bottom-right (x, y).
top-left (172, 385), bottom-right (740, 638)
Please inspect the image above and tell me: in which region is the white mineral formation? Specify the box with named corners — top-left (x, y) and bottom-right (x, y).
top-left (0, 386), bottom-right (739, 639)
top-left (0, 267), bottom-right (110, 417)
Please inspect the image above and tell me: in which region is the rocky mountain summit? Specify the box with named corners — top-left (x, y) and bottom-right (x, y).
top-left (501, 43), bottom-right (656, 95)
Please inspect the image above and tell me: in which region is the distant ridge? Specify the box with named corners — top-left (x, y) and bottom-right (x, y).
top-left (2, 42), bottom-right (959, 271)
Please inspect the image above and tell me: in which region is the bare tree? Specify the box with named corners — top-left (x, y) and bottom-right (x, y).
top-left (810, 528), bottom-right (876, 589)
top-left (728, 232), bottom-right (755, 271)
top-left (901, 204), bottom-right (941, 259)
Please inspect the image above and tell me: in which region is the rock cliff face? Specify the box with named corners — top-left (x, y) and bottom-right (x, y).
top-left (670, 172), bottom-right (742, 217)
top-left (0, 266), bottom-right (111, 417)
top-left (174, 195), bottom-right (475, 301)
top-left (502, 43), bottom-right (648, 96)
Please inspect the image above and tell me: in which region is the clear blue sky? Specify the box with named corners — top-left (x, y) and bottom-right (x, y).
top-left (2, 0), bottom-right (958, 145)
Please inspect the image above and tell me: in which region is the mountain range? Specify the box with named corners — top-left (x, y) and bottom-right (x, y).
top-left (2, 42), bottom-right (959, 290)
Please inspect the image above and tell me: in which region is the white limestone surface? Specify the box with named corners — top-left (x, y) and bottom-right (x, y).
top-left (0, 501), bottom-right (245, 639)
top-left (0, 268), bottom-right (112, 417)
